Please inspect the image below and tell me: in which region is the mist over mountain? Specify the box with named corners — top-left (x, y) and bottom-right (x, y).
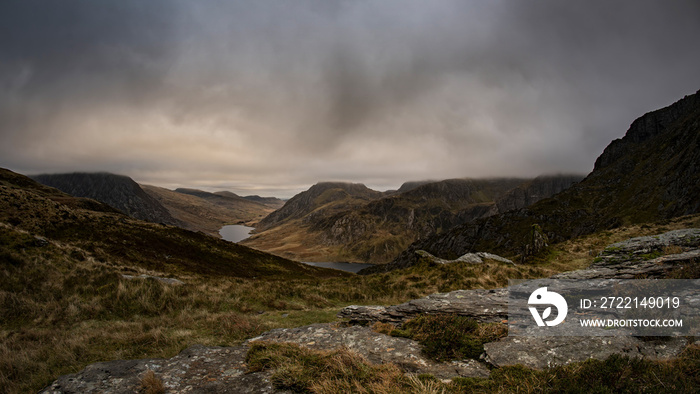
top-left (379, 89), bottom-right (700, 273)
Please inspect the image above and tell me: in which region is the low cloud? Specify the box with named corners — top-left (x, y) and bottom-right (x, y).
top-left (1, 0), bottom-right (699, 197)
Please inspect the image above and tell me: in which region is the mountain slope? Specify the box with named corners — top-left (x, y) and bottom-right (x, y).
top-left (2, 168), bottom-right (344, 279)
top-left (495, 174), bottom-right (583, 213)
top-left (255, 182), bottom-right (383, 231)
top-left (245, 176), bottom-right (580, 263)
top-left (31, 172), bottom-right (179, 226)
top-left (380, 89), bottom-right (700, 272)
top-left (141, 185), bottom-right (276, 236)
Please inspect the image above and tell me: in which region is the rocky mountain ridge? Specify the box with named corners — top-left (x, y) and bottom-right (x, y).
top-left (381, 89), bottom-right (700, 272)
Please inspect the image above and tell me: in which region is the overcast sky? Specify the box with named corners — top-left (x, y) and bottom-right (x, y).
top-left (1, 1), bottom-right (699, 198)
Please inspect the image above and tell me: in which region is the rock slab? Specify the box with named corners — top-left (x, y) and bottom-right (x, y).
top-left (41, 345), bottom-right (284, 394)
top-left (248, 323), bottom-right (490, 380)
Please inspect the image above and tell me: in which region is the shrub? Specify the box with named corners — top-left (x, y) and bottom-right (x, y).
top-left (392, 315), bottom-right (507, 362)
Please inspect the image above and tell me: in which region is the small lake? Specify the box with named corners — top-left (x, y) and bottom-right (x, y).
top-left (219, 225), bottom-right (254, 243)
top-left (301, 262), bottom-right (374, 273)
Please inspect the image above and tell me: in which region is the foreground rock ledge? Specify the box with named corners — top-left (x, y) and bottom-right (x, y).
top-left (247, 323), bottom-right (491, 380)
top-left (40, 345), bottom-right (279, 394)
top-left (41, 323), bottom-right (490, 393)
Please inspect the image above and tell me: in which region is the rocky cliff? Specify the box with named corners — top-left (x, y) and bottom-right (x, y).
top-left (495, 174), bottom-right (583, 214)
top-left (381, 89), bottom-right (700, 272)
top-left (31, 172), bottom-right (179, 225)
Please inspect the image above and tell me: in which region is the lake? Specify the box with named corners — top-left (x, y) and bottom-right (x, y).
top-left (219, 224), bottom-right (254, 243)
top-left (301, 262), bottom-right (374, 273)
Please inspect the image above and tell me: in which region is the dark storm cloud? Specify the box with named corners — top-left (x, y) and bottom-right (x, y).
top-left (1, 1), bottom-right (699, 197)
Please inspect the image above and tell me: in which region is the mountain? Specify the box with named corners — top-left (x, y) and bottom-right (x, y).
top-left (214, 191), bottom-right (285, 209)
top-left (176, 188), bottom-right (283, 210)
top-left (494, 174), bottom-right (583, 213)
top-left (378, 89), bottom-right (700, 273)
top-left (31, 172), bottom-right (179, 226)
top-left (2, 167), bottom-right (342, 279)
top-left (395, 180), bottom-right (436, 194)
top-left (245, 176), bottom-right (580, 263)
top-left (141, 185), bottom-right (276, 236)
top-left (255, 182), bottom-right (383, 231)
top-left (236, 193), bottom-right (286, 208)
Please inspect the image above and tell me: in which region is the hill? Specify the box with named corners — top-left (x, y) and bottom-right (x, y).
top-left (141, 185), bottom-right (277, 236)
top-left (245, 176), bottom-right (580, 263)
top-left (255, 182), bottom-right (383, 231)
top-left (3, 168), bottom-right (342, 279)
top-left (380, 89), bottom-right (700, 272)
top-left (30, 172), bottom-right (179, 226)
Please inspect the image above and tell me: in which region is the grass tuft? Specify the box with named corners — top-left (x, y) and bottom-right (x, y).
top-left (140, 369), bottom-right (165, 394)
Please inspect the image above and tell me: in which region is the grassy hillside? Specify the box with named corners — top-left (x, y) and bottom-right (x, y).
top-left (2, 167), bottom-right (698, 393)
top-left (142, 184), bottom-right (276, 236)
top-left (245, 177), bottom-right (578, 263)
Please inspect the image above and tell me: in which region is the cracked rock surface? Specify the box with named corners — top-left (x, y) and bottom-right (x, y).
top-left (40, 345), bottom-right (284, 394)
top-left (483, 336), bottom-right (689, 370)
top-left (248, 323), bottom-right (490, 380)
top-left (338, 289), bottom-right (508, 325)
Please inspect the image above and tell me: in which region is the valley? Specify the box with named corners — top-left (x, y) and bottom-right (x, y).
top-left (1, 89), bottom-right (699, 393)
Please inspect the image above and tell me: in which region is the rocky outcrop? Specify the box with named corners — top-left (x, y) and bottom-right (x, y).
top-left (41, 229), bottom-right (700, 392)
top-left (483, 336), bottom-right (689, 370)
top-left (416, 250), bottom-right (515, 265)
top-left (594, 90), bottom-right (700, 170)
top-left (40, 345), bottom-right (281, 394)
top-left (386, 89), bottom-right (700, 272)
top-left (31, 172), bottom-right (179, 225)
top-left (338, 289), bottom-right (509, 325)
top-left (344, 228), bottom-right (700, 323)
top-left (520, 223), bottom-right (549, 263)
top-left (247, 323), bottom-right (490, 380)
top-left (553, 229), bottom-right (700, 280)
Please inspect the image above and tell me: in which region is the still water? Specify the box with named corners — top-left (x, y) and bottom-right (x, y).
top-left (219, 225), bottom-right (254, 243)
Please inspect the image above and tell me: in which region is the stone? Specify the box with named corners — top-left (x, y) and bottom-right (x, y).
top-left (416, 250), bottom-right (516, 265)
top-left (338, 289), bottom-right (508, 324)
top-left (247, 323), bottom-right (490, 379)
top-left (483, 336), bottom-right (688, 370)
top-left (40, 344), bottom-right (285, 393)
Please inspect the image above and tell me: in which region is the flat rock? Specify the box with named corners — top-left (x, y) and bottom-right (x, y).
top-left (552, 249), bottom-right (700, 280)
top-left (247, 323), bottom-right (490, 379)
top-left (483, 336), bottom-right (688, 370)
top-left (338, 288), bottom-right (508, 324)
top-left (41, 344), bottom-right (285, 394)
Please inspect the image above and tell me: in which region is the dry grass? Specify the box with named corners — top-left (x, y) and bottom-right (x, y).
top-left (247, 342), bottom-right (700, 393)
top-left (2, 214), bottom-right (699, 393)
top-left (140, 370), bottom-right (165, 394)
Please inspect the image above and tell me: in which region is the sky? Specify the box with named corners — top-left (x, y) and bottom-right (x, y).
top-left (1, 1), bottom-right (699, 198)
